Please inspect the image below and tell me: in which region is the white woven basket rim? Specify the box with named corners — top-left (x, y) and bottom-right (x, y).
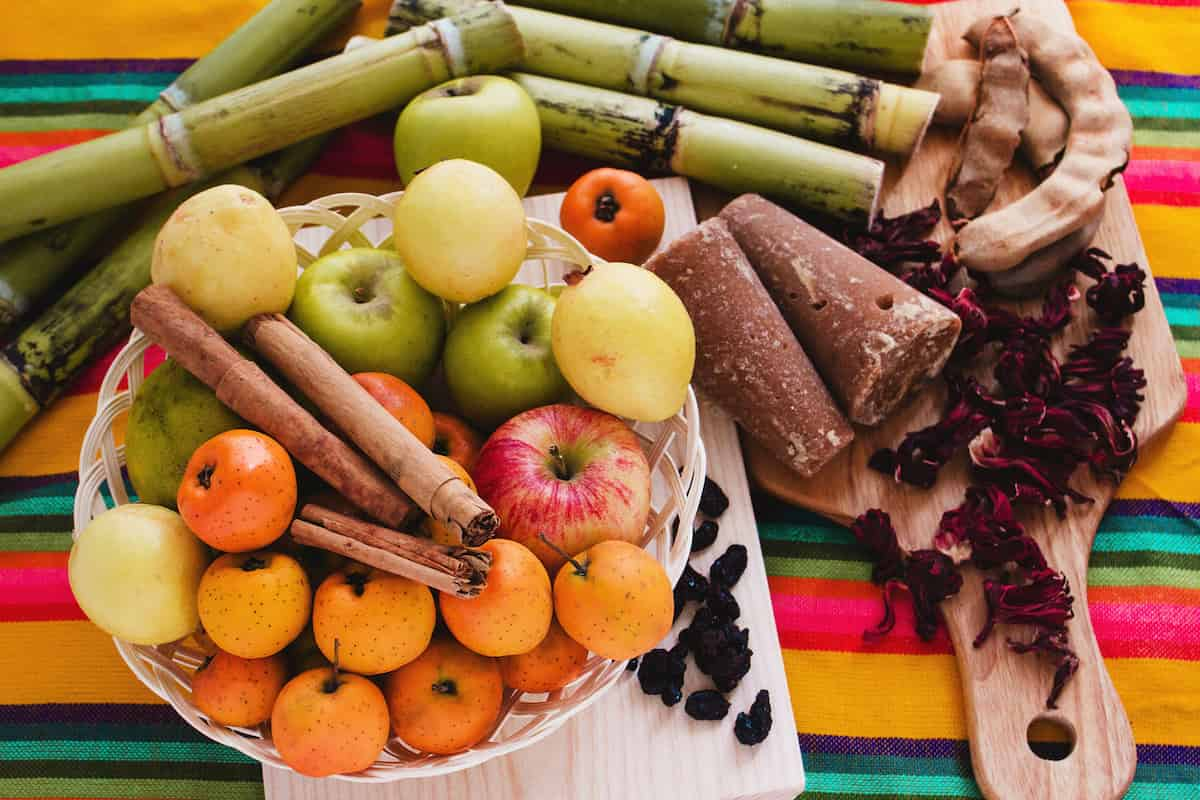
top-left (72, 191), bottom-right (706, 782)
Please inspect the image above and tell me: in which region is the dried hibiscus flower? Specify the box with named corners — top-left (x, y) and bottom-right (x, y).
top-left (1008, 629), bottom-right (1080, 709)
top-left (934, 486), bottom-right (1047, 572)
top-left (1060, 328), bottom-right (1145, 425)
top-left (974, 569), bottom-right (1075, 648)
top-left (842, 199), bottom-right (942, 271)
top-left (1072, 247), bottom-right (1147, 323)
top-left (969, 428), bottom-right (1094, 517)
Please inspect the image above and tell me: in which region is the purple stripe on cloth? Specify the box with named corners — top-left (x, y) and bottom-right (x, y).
top-left (0, 703), bottom-right (179, 725)
top-left (0, 473), bottom-right (76, 494)
top-left (1108, 499), bottom-right (1200, 519)
top-left (0, 58), bottom-right (193, 75)
top-left (1156, 277), bottom-right (1200, 296)
top-left (1139, 744), bottom-right (1200, 766)
top-left (1110, 69), bottom-right (1200, 90)
top-left (798, 733), bottom-right (969, 759)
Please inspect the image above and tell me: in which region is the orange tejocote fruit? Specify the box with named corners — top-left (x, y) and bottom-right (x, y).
top-left (500, 618), bottom-right (588, 693)
top-left (439, 539), bottom-right (552, 657)
top-left (190, 649), bottom-right (288, 728)
top-left (552, 540), bottom-right (673, 661)
top-left (197, 551), bottom-right (311, 659)
top-left (272, 662), bottom-right (391, 777)
top-left (422, 455), bottom-right (477, 546)
top-left (559, 168), bottom-right (666, 264)
top-left (177, 429), bottom-right (296, 552)
top-left (384, 637), bottom-right (504, 755)
top-left (353, 372), bottom-right (435, 449)
top-left (312, 567), bottom-right (436, 675)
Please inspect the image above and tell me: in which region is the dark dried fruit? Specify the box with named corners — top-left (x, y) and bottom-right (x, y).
top-left (683, 608), bottom-right (753, 693)
top-left (734, 690), bottom-right (773, 746)
top-left (674, 564), bottom-right (710, 620)
top-left (699, 477), bottom-right (730, 517)
top-left (626, 658), bottom-right (639, 672)
top-left (1009, 629), bottom-right (1080, 709)
top-left (685, 690), bottom-right (731, 721)
top-left (691, 519), bottom-right (719, 553)
top-left (661, 684), bottom-right (683, 707)
top-left (706, 585), bottom-right (741, 623)
top-left (637, 647), bottom-right (686, 700)
top-left (709, 544), bottom-right (749, 590)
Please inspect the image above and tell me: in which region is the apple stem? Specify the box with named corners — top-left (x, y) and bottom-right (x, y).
top-left (548, 444), bottom-right (570, 480)
top-left (563, 265), bottom-right (593, 287)
top-left (323, 639), bottom-right (342, 694)
top-left (538, 533), bottom-right (588, 577)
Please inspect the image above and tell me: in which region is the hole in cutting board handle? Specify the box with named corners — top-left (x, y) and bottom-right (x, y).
top-left (1027, 715), bottom-right (1076, 761)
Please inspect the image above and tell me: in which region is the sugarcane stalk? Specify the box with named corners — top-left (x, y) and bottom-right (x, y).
top-left (0, 136), bottom-right (329, 452)
top-left (512, 72), bottom-right (882, 224)
top-left (392, 0), bottom-right (932, 75)
top-left (0, 0), bottom-right (361, 332)
top-left (0, 4), bottom-right (523, 245)
top-left (388, 1), bottom-right (937, 157)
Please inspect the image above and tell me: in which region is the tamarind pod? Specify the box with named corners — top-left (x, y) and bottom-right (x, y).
top-left (985, 212), bottom-right (1102, 299)
top-left (917, 59), bottom-right (1068, 177)
top-left (944, 18), bottom-right (1030, 226)
top-left (954, 13), bottom-right (1132, 272)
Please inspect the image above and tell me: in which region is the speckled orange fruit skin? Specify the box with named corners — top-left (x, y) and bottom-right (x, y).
top-left (353, 372), bottom-right (435, 449)
top-left (384, 637), bottom-right (503, 755)
top-left (553, 540), bottom-right (672, 661)
top-left (500, 618), bottom-right (588, 693)
top-left (440, 539), bottom-right (552, 657)
top-left (197, 551), bottom-right (311, 659)
top-left (190, 648), bottom-right (287, 728)
top-left (271, 667), bottom-right (390, 777)
top-left (421, 455), bottom-right (476, 546)
top-left (312, 568), bottom-right (435, 675)
top-left (432, 412), bottom-right (482, 472)
top-left (177, 429), bottom-right (296, 552)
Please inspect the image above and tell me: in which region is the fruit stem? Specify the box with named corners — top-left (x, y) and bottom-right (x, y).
top-left (431, 678), bottom-right (458, 696)
top-left (538, 533), bottom-right (588, 577)
top-left (547, 444), bottom-right (570, 480)
top-left (563, 265), bottom-right (593, 287)
top-left (345, 571), bottom-right (369, 598)
top-left (323, 639), bottom-right (342, 694)
top-left (594, 191), bottom-right (620, 222)
top-left (196, 463), bottom-right (215, 490)
top-left (240, 556), bottom-right (267, 572)
top-left (352, 286), bottom-right (371, 304)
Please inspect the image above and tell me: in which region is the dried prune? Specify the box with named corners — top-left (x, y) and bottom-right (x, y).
top-left (661, 684), bottom-right (683, 707)
top-left (699, 477), bottom-right (729, 517)
top-left (734, 690), bottom-right (773, 746)
top-left (673, 565), bottom-right (710, 620)
top-left (691, 520), bottom-right (719, 552)
top-left (710, 544), bottom-right (749, 589)
top-left (626, 658), bottom-right (639, 672)
top-left (685, 690), bottom-right (731, 721)
top-left (706, 585), bottom-right (741, 623)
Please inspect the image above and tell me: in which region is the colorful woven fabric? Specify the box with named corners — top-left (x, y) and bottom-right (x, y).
top-left (1, 0), bottom-right (1197, 798)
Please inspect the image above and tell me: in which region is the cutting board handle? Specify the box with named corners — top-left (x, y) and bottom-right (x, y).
top-left (942, 547), bottom-right (1136, 800)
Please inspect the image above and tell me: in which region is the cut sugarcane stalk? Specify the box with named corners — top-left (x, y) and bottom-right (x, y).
top-left (0, 0), bottom-right (361, 332)
top-left (0, 136), bottom-right (328, 452)
top-left (388, 2), bottom-right (938, 156)
top-left (0, 3), bottom-right (523, 244)
top-left (391, 0), bottom-right (932, 75)
top-left (511, 73), bottom-right (883, 224)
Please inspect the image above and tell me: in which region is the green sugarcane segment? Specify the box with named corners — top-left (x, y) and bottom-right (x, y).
top-left (389, 2), bottom-right (937, 155)
top-left (0, 3), bottom-right (523, 245)
top-left (512, 73), bottom-right (882, 224)
top-left (491, 0), bottom-right (932, 74)
top-left (0, 133), bottom-right (331, 453)
top-left (0, 0), bottom-right (361, 331)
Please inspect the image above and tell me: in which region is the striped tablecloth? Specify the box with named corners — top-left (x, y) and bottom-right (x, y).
top-left (2, 1), bottom-right (1197, 798)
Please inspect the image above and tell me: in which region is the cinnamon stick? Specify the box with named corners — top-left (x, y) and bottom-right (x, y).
top-left (244, 313), bottom-right (499, 546)
top-left (129, 285), bottom-right (416, 528)
top-left (292, 504), bottom-right (491, 598)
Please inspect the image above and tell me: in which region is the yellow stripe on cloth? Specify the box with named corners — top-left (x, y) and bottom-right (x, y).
top-left (1134, 206), bottom-right (1200, 280)
top-left (0, 393), bottom-right (124, 479)
top-left (1109, 659), bottom-right (1200, 747)
top-left (4, 0), bottom-right (390, 60)
top-left (1070, 1), bottom-right (1200, 75)
top-left (1117, 425), bottom-right (1200, 503)
top-left (0, 621), bottom-right (162, 704)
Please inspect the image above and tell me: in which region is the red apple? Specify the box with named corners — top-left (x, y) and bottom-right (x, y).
top-left (473, 404), bottom-right (651, 572)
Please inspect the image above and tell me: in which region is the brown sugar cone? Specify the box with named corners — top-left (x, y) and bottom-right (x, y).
top-left (645, 217), bottom-right (852, 478)
top-left (719, 194), bottom-right (962, 427)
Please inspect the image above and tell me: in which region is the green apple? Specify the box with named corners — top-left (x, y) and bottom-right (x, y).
top-left (289, 247), bottom-right (445, 386)
top-left (393, 160), bottom-right (528, 304)
top-left (69, 504), bottom-right (209, 645)
top-left (394, 76), bottom-right (541, 196)
top-left (443, 284), bottom-right (570, 429)
top-left (152, 184), bottom-right (296, 334)
top-left (126, 359), bottom-right (244, 508)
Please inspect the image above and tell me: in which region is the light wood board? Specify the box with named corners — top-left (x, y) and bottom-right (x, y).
top-left (743, 2), bottom-right (1188, 799)
top-left (266, 178), bottom-right (806, 800)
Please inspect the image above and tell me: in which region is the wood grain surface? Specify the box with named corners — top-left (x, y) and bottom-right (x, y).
top-left (265, 178), bottom-right (807, 800)
top-left (744, 2), bottom-right (1187, 799)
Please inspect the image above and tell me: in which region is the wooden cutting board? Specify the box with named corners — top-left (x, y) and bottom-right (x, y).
top-left (744, 2), bottom-right (1189, 799)
top-left (265, 178), bottom-right (807, 800)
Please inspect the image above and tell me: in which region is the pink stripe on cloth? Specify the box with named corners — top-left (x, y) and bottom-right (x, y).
top-left (0, 145), bottom-right (61, 168)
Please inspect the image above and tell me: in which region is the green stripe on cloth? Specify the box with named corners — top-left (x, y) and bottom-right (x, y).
top-left (1125, 100), bottom-right (1200, 121)
top-left (0, 100), bottom-right (145, 116)
top-left (0, 112), bottom-right (133, 132)
top-left (0, 760), bottom-right (259, 780)
top-left (0, 740), bottom-right (253, 762)
top-left (1134, 129), bottom-right (1200, 149)
top-left (0, 85), bottom-right (163, 104)
top-left (0, 778), bottom-right (262, 800)
top-left (808, 772), bottom-right (980, 796)
top-left (0, 72), bottom-right (176, 89)
top-left (0, 485), bottom-right (74, 517)
top-left (0, 532), bottom-right (72, 552)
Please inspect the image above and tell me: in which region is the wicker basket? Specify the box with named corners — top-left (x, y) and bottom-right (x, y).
top-left (72, 192), bottom-right (706, 782)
